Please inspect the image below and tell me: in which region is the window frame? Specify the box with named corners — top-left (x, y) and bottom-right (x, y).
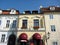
top-left (22, 20), bottom-right (27, 29)
top-left (49, 14), bottom-right (53, 19)
top-left (51, 25), bottom-right (56, 32)
top-left (6, 20), bottom-right (10, 28)
top-left (34, 19), bottom-right (39, 27)
top-left (0, 20), bottom-right (1, 25)
top-left (33, 19), bottom-right (39, 29)
top-left (1, 34), bottom-right (5, 42)
top-left (12, 20), bottom-right (17, 28)
top-left (53, 41), bottom-right (58, 45)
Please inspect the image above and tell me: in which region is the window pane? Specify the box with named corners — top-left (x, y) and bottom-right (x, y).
top-left (51, 25), bottom-right (56, 31)
top-left (1, 34), bottom-right (5, 42)
top-left (22, 20), bottom-right (27, 27)
top-left (7, 20), bottom-right (10, 24)
top-left (49, 15), bottom-right (53, 19)
top-left (12, 20), bottom-right (17, 28)
top-left (6, 20), bottom-right (10, 28)
top-left (0, 20), bottom-right (1, 25)
top-left (34, 19), bottom-right (39, 27)
top-left (53, 42), bottom-right (58, 45)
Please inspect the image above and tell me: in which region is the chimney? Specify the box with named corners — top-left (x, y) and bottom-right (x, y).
top-left (32, 10), bottom-right (38, 14)
top-left (24, 11), bottom-right (31, 14)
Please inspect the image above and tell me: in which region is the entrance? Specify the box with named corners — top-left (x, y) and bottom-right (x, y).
top-left (20, 42), bottom-right (27, 45)
top-left (7, 34), bottom-right (16, 45)
top-left (33, 39), bottom-right (40, 45)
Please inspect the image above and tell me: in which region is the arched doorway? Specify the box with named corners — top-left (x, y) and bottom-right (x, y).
top-left (32, 33), bottom-right (41, 45)
top-left (7, 34), bottom-right (16, 45)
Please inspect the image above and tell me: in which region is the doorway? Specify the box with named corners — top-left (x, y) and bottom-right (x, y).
top-left (7, 34), bottom-right (16, 45)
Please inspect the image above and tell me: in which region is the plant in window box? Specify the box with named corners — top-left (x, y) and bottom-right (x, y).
top-left (33, 26), bottom-right (39, 29)
top-left (21, 26), bottom-right (27, 29)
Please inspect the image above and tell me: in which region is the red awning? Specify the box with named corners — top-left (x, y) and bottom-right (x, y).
top-left (19, 33), bottom-right (28, 40)
top-left (33, 33), bottom-right (41, 39)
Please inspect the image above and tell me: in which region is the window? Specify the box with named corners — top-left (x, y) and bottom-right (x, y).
top-left (51, 25), bottom-right (56, 31)
top-left (1, 34), bottom-right (5, 42)
top-left (6, 20), bottom-right (10, 28)
top-left (53, 42), bottom-right (58, 45)
top-left (34, 19), bottom-right (39, 27)
top-left (12, 20), bottom-right (17, 28)
top-left (33, 19), bottom-right (39, 29)
top-left (22, 20), bottom-right (27, 28)
top-left (49, 15), bottom-right (53, 19)
top-left (0, 20), bottom-right (1, 25)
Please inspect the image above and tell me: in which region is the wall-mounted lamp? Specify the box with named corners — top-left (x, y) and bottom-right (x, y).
top-left (47, 32), bottom-right (50, 39)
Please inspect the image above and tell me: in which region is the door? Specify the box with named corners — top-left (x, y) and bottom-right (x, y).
top-left (7, 34), bottom-right (16, 45)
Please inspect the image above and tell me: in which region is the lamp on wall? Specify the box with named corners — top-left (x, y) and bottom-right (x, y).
top-left (47, 32), bottom-right (50, 39)
top-left (46, 32), bottom-right (50, 43)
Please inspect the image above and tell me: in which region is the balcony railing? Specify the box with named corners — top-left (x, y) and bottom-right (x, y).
top-left (21, 26), bottom-right (27, 29)
top-left (33, 26), bottom-right (39, 29)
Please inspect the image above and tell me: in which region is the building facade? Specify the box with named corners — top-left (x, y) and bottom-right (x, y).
top-left (17, 13), bottom-right (45, 45)
top-left (0, 6), bottom-right (60, 45)
top-left (0, 9), bottom-right (19, 45)
top-left (41, 6), bottom-right (60, 45)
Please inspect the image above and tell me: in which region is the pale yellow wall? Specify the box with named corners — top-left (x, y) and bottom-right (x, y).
top-left (17, 14), bottom-right (45, 40)
top-left (17, 31), bottom-right (45, 40)
top-left (18, 14), bottom-right (44, 30)
top-left (44, 12), bottom-right (60, 45)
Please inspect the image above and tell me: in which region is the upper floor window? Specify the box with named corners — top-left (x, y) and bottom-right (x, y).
top-left (33, 19), bottom-right (39, 29)
top-left (6, 20), bottom-right (10, 28)
top-left (34, 19), bottom-right (39, 27)
top-left (22, 20), bottom-right (27, 29)
top-left (51, 25), bottom-right (56, 31)
top-left (49, 15), bottom-right (53, 19)
top-left (53, 42), bottom-right (58, 45)
top-left (0, 20), bottom-right (1, 25)
top-left (1, 34), bottom-right (5, 42)
top-left (12, 20), bottom-right (17, 28)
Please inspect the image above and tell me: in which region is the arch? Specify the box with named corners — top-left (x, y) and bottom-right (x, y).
top-left (32, 33), bottom-right (41, 40)
top-left (7, 34), bottom-right (16, 45)
top-left (19, 33), bottom-right (28, 40)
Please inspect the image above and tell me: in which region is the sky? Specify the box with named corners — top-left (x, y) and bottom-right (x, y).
top-left (0, 0), bottom-right (60, 13)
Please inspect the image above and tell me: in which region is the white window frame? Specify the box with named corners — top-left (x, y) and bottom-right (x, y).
top-left (1, 34), bottom-right (5, 42)
top-left (52, 41), bottom-right (58, 45)
top-left (49, 14), bottom-right (53, 19)
top-left (51, 25), bottom-right (56, 32)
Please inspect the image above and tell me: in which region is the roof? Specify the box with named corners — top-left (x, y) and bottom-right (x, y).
top-left (40, 6), bottom-right (60, 13)
top-left (0, 9), bottom-right (20, 15)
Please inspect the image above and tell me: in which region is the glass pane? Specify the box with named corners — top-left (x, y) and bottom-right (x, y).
top-left (51, 25), bottom-right (55, 31)
top-left (22, 20), bottom-right (27, 27)
top-left (49, 15), bottom-right (53, 19)
top-left (12, 20), bottom-right (17, 28)
top-left (34, 19), bottom-right (39, 27)
top-left (0, 20), bottom-right (1, 25)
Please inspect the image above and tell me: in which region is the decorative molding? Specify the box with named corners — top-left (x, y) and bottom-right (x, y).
top-left (19, 16), bottom-right (29, 19)
top-left (31, 16), bottom-right (40, 19)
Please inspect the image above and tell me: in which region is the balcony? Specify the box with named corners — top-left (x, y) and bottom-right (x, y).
top-left (33, 26), bottom-right (39, 30)
top-left (21, 26), bottom-right (27, 29)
